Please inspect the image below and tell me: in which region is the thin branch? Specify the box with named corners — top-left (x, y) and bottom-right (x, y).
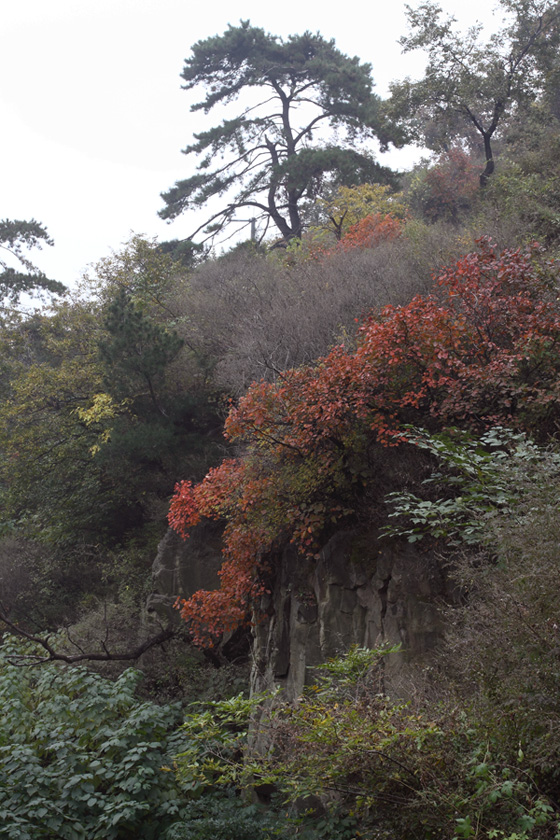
top-left (0, 607), bottom-right (176, 666)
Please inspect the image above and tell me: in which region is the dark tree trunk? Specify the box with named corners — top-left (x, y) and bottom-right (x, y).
top-left (479, 132), bottom-right (495, 187)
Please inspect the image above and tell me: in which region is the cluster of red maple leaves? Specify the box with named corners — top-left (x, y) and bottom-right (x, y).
top-left (170, 237), bottom-right (560, 645)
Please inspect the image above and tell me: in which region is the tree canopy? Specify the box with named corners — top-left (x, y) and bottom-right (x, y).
top-left (159, 21), bottom-right (401, 244)
top-left (390, 0), bottom-right (560, 184)
top-left (0, 238), bottom-right (221, 548)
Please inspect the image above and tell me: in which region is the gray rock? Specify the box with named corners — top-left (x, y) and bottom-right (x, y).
top-left (251, 529), bottom-right (449, 700)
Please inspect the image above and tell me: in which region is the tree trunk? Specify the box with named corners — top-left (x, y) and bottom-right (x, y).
top-left (479, 132), bottom-right (495, 188)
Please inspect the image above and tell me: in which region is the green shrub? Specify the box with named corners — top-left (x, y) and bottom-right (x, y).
top-left (243, 647), bottom-right (560, 840)
top-left (164, 789), bottom-right (356, 840)
top-left (0, 636), bottom-right (188, 839)
top-left (383, 426), bottom-right (557, 546)
top-left (164, 791), bottom-right (279, 840)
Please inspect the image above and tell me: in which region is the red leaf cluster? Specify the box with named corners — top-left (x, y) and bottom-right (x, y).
top-left (420, 148), bottom-right (480, 222)
top-left (302, 212), bottom-right (404, 262)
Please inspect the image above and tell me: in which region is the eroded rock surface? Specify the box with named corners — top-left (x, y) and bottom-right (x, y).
top-left (250, 529), bottom-right (448, 700)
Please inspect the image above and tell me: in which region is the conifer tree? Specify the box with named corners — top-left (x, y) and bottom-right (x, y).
top-left (160, 22), bottom-right (402, 244)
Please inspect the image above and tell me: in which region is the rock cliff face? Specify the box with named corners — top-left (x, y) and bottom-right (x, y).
top-left (149, 525), bottom-right (450, 699)
top-left (251, 529), bottom-right (449, 699)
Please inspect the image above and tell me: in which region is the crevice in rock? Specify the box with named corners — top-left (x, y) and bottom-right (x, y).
top-left (273, 597), bottom-right (292, 678)
top-left (379, 574), bottom-right (392, 626)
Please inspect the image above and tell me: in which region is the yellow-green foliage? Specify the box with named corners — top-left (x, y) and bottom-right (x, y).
top-left (303, 183), bottom-right (408, 248)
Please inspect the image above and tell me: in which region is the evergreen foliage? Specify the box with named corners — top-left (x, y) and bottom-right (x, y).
top-left (0, 218), bottom-right (65, 309)
top-left (99, 286), bottom-right (184, 413)
top-left (159, 21), bottom-right (401, 244)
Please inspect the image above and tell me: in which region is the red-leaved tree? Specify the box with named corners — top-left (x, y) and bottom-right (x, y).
top-left (170, 239), bottom-right (560, 645)
top-left (296, 211), bottom-right (404, 263)
top-left (411, 148), bottom-right (480, 223)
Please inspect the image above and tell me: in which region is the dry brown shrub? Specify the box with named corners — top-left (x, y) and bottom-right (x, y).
top-left (168, 222), bottom-right (486, 395)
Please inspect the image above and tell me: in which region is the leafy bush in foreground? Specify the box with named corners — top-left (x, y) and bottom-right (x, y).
top-left (164, 791), bottom-right (279, 840)
top-left (262, 652), bottom-right (560, 839)
top-left (0, 637), bottom-right (187, 839)
top-left (173, 641), bottom-right (560, 839)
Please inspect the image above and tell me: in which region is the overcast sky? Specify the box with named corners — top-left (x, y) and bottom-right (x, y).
top-left (1, 0), bottom-right (500, 288)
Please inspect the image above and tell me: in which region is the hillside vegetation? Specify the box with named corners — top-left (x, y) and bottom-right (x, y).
top-left (3, 3), bottom-right (560, 837)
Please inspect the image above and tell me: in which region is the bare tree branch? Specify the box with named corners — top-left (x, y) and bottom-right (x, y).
top-left (0, 606), bottom-right (176, 666)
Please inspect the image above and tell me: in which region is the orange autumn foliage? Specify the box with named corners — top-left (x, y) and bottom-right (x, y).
top-left (338, 212), bottom-right (403, 250)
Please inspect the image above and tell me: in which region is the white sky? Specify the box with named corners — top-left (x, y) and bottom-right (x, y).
top-left (1, 0), bottom-right (501, 288)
